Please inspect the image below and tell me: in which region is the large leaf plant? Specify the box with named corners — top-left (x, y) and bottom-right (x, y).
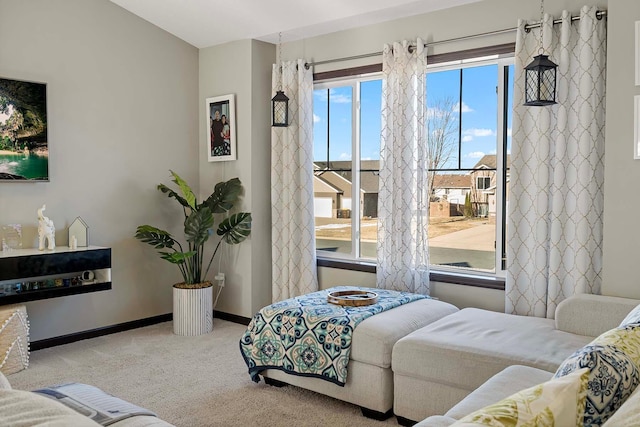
top-left (135, 171), bottom-right (252, 287)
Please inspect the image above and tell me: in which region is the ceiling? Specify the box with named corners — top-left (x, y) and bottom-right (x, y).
top-left (110, 0), bottom-right (482, 48)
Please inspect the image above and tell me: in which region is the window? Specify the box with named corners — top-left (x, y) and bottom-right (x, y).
top-left (476, 176), bottom-right (491, 190)
top-left (313, 54), bottom-right (513, 277)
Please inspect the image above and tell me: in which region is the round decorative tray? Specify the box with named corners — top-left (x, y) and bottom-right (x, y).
top-left (327, 290), bottom-right (378, 307)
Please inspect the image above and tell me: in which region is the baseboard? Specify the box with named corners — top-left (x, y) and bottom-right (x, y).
top-left (214, 310), bottom-right (251, 325)
top-left (31, 310), bottom-right (251, 351)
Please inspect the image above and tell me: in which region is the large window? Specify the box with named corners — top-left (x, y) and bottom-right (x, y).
top-left (313, 55), bottom-right (513, 277)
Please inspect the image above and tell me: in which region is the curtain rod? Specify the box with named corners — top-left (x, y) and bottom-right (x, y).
top-left (304, 9), bottom-right (607, 68)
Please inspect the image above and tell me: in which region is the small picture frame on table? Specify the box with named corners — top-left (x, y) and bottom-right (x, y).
top-left (206, 94), bottom-right (236, 162)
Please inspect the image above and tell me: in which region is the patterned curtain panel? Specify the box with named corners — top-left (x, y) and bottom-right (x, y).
top-left (377, 39), bottom-right (430, 295)
top-left (507, 6), bottom-right (606, 318)
top-left (271, 59), bottom-right (319, 302)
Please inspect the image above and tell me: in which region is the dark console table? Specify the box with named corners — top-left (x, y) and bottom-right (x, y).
top-left (0, 246), bottom-right (111, 305)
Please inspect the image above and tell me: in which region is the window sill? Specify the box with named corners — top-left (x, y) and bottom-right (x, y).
top-left (316, 257), bottom-right (505, 291)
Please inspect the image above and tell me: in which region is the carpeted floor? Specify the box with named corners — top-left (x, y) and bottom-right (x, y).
top-left (8, 320), bottom-right (398, 427)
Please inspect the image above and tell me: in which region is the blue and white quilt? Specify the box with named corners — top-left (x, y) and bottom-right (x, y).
top-left (239, 286), bottom-right (427, 386)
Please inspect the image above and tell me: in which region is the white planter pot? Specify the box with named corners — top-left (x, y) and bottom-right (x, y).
top-left (173, 284), bottom-right (213, 336)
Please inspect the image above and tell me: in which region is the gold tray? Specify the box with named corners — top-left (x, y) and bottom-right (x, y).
top-left (327, 290), bottom-right (378, 306)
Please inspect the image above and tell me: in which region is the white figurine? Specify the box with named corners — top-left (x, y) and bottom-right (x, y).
top-left (37, 204), bottom-right (56, 251)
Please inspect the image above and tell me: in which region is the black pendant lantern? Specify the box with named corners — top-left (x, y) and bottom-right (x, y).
top-left (272, 32), bottom-right (290, 127)
top-left (524, 54), bottom-right (557, 106)
top-left (523, 0), bottom-right (557, 107)
top-left (272, 90), bottom-right (289, 127)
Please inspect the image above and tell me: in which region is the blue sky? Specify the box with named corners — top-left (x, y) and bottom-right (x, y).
top-left (313, 64), bottom-right (513, 170)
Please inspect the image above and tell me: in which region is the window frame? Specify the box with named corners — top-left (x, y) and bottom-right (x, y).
top-left (313, 54), bottom-right (514, 282)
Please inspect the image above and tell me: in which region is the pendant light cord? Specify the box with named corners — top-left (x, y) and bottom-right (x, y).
top-left (278, 32), bottom-right (283, 92)
top-left (538, 0), bottom-right (545, 55)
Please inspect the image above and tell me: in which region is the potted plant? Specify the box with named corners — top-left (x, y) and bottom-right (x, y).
top-left (135, 171), bottom-right (251, 336)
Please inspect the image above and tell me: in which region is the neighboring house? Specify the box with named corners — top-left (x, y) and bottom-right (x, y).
top-left (314, 161), bottom-right (379, 218)
top-left (469, 155), bottom-right (511, 217)
top-left (431, 174), bottom-right (471, 205)
top-left (313, 171), bottom-right (342, 218)
top-left (314, 162), bottom-right (476, 219)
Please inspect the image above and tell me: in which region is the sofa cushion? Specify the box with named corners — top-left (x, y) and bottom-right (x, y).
top-left (554, 344), bottom-right (640, 426)
top-left (392, 308), bottom-right (591, 391)
top-left (350, 298), bottom-right (458, 367)
top-left (0, 388), bottom-right (100, 426)
top-left (452, 368), bottom-right (589, 427)
top-left (445, 365), bottom-right (553, 420)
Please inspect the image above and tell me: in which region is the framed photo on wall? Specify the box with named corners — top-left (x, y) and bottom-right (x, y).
top-left (206, 94), bottom-right (236, 162)
top-left (0, 77), bottom-right (48, 181)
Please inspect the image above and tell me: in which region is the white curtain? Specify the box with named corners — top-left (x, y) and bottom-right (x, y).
top-left (507, 6), bottom-right (606, 318)
top-left (271, 59), bottom-right (318, 302)
top-left (377, 39), bottom-right (430, 295)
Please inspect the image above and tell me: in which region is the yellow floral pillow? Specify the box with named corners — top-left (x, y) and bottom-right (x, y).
top-left (452, 368), bottom-right (589, 427)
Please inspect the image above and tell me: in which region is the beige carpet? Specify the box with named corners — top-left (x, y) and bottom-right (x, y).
top-left (7, 320), bottom-right (398, 427)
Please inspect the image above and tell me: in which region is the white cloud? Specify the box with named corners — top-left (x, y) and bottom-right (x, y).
top-left (339, 152), bottom-right (351, 160)
top-left (330, 93), bottom-right (352, 104)
top-left (467, 151), bottom-right (486, 159)
top-left (462, 135), bottom-right (473, 143)
top-left (313, 114), bottom-right (321, 123)
top-left (463, 128), bottom-right (495, 137)
top-left (507, 128), bottom-right (512, 137)
top-left (453, 102), bottom-right (473, 114)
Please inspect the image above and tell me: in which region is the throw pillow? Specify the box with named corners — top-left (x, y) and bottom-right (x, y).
top-left (452, 368), bottom-right (589, 427)
top-left (591, 325), bottom-right (640, 367)
top-left (620, 303), bottom-right (640, 327)
top-left (554, 344), bottom-right (640, 426)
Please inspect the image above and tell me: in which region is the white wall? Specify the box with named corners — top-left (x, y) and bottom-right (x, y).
top-left (0, 0), bottom-right (199, 340)
top-left (199, 40), bottom-right (274, 318)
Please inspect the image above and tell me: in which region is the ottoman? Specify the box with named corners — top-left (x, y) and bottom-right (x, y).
top-left (0, 304), bottom-right (29, 375)
top-left (262, 298), bottom-right (458, 419)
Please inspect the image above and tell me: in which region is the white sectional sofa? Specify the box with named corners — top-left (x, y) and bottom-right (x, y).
top-left (392, 294), bottom-right (640, 425)
top-left (0, 371), bottom-right (173, 426)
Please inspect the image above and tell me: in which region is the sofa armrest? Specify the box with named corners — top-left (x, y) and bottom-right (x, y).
top-left (555, 294), bottom-right (640, 337)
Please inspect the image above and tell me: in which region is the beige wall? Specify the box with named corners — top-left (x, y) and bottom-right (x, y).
top-left (282, 0), bottom-right (606, 72)
top-left (602, 0), bottom-right (640, 298)
top-left (199, 40), bottom-right (274, 317)
top-left (0, 0), bottom-right (199, 341)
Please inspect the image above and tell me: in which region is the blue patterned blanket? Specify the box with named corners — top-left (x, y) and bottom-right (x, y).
top-left (239, 286), bottom-right (428, 386)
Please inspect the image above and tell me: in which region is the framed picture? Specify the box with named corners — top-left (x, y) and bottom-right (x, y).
top-left (636, 21), bottom-right (640, 86)
top-left (0, 77), bottom-right (48, 181)
top-left (206, 94), bottom-right (236, 162)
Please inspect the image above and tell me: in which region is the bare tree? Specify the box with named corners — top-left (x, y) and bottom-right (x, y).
top-left (426, 97), bottom-right (458, 201)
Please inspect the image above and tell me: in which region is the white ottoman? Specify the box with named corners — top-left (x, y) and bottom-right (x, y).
top-left (262, 298), bottom-right (458, 419)
top-left (0, 304), bottom-right (29, 375)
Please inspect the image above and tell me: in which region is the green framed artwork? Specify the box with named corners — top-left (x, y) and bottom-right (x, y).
top-left (0, 77), bottom-right (48, 181)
